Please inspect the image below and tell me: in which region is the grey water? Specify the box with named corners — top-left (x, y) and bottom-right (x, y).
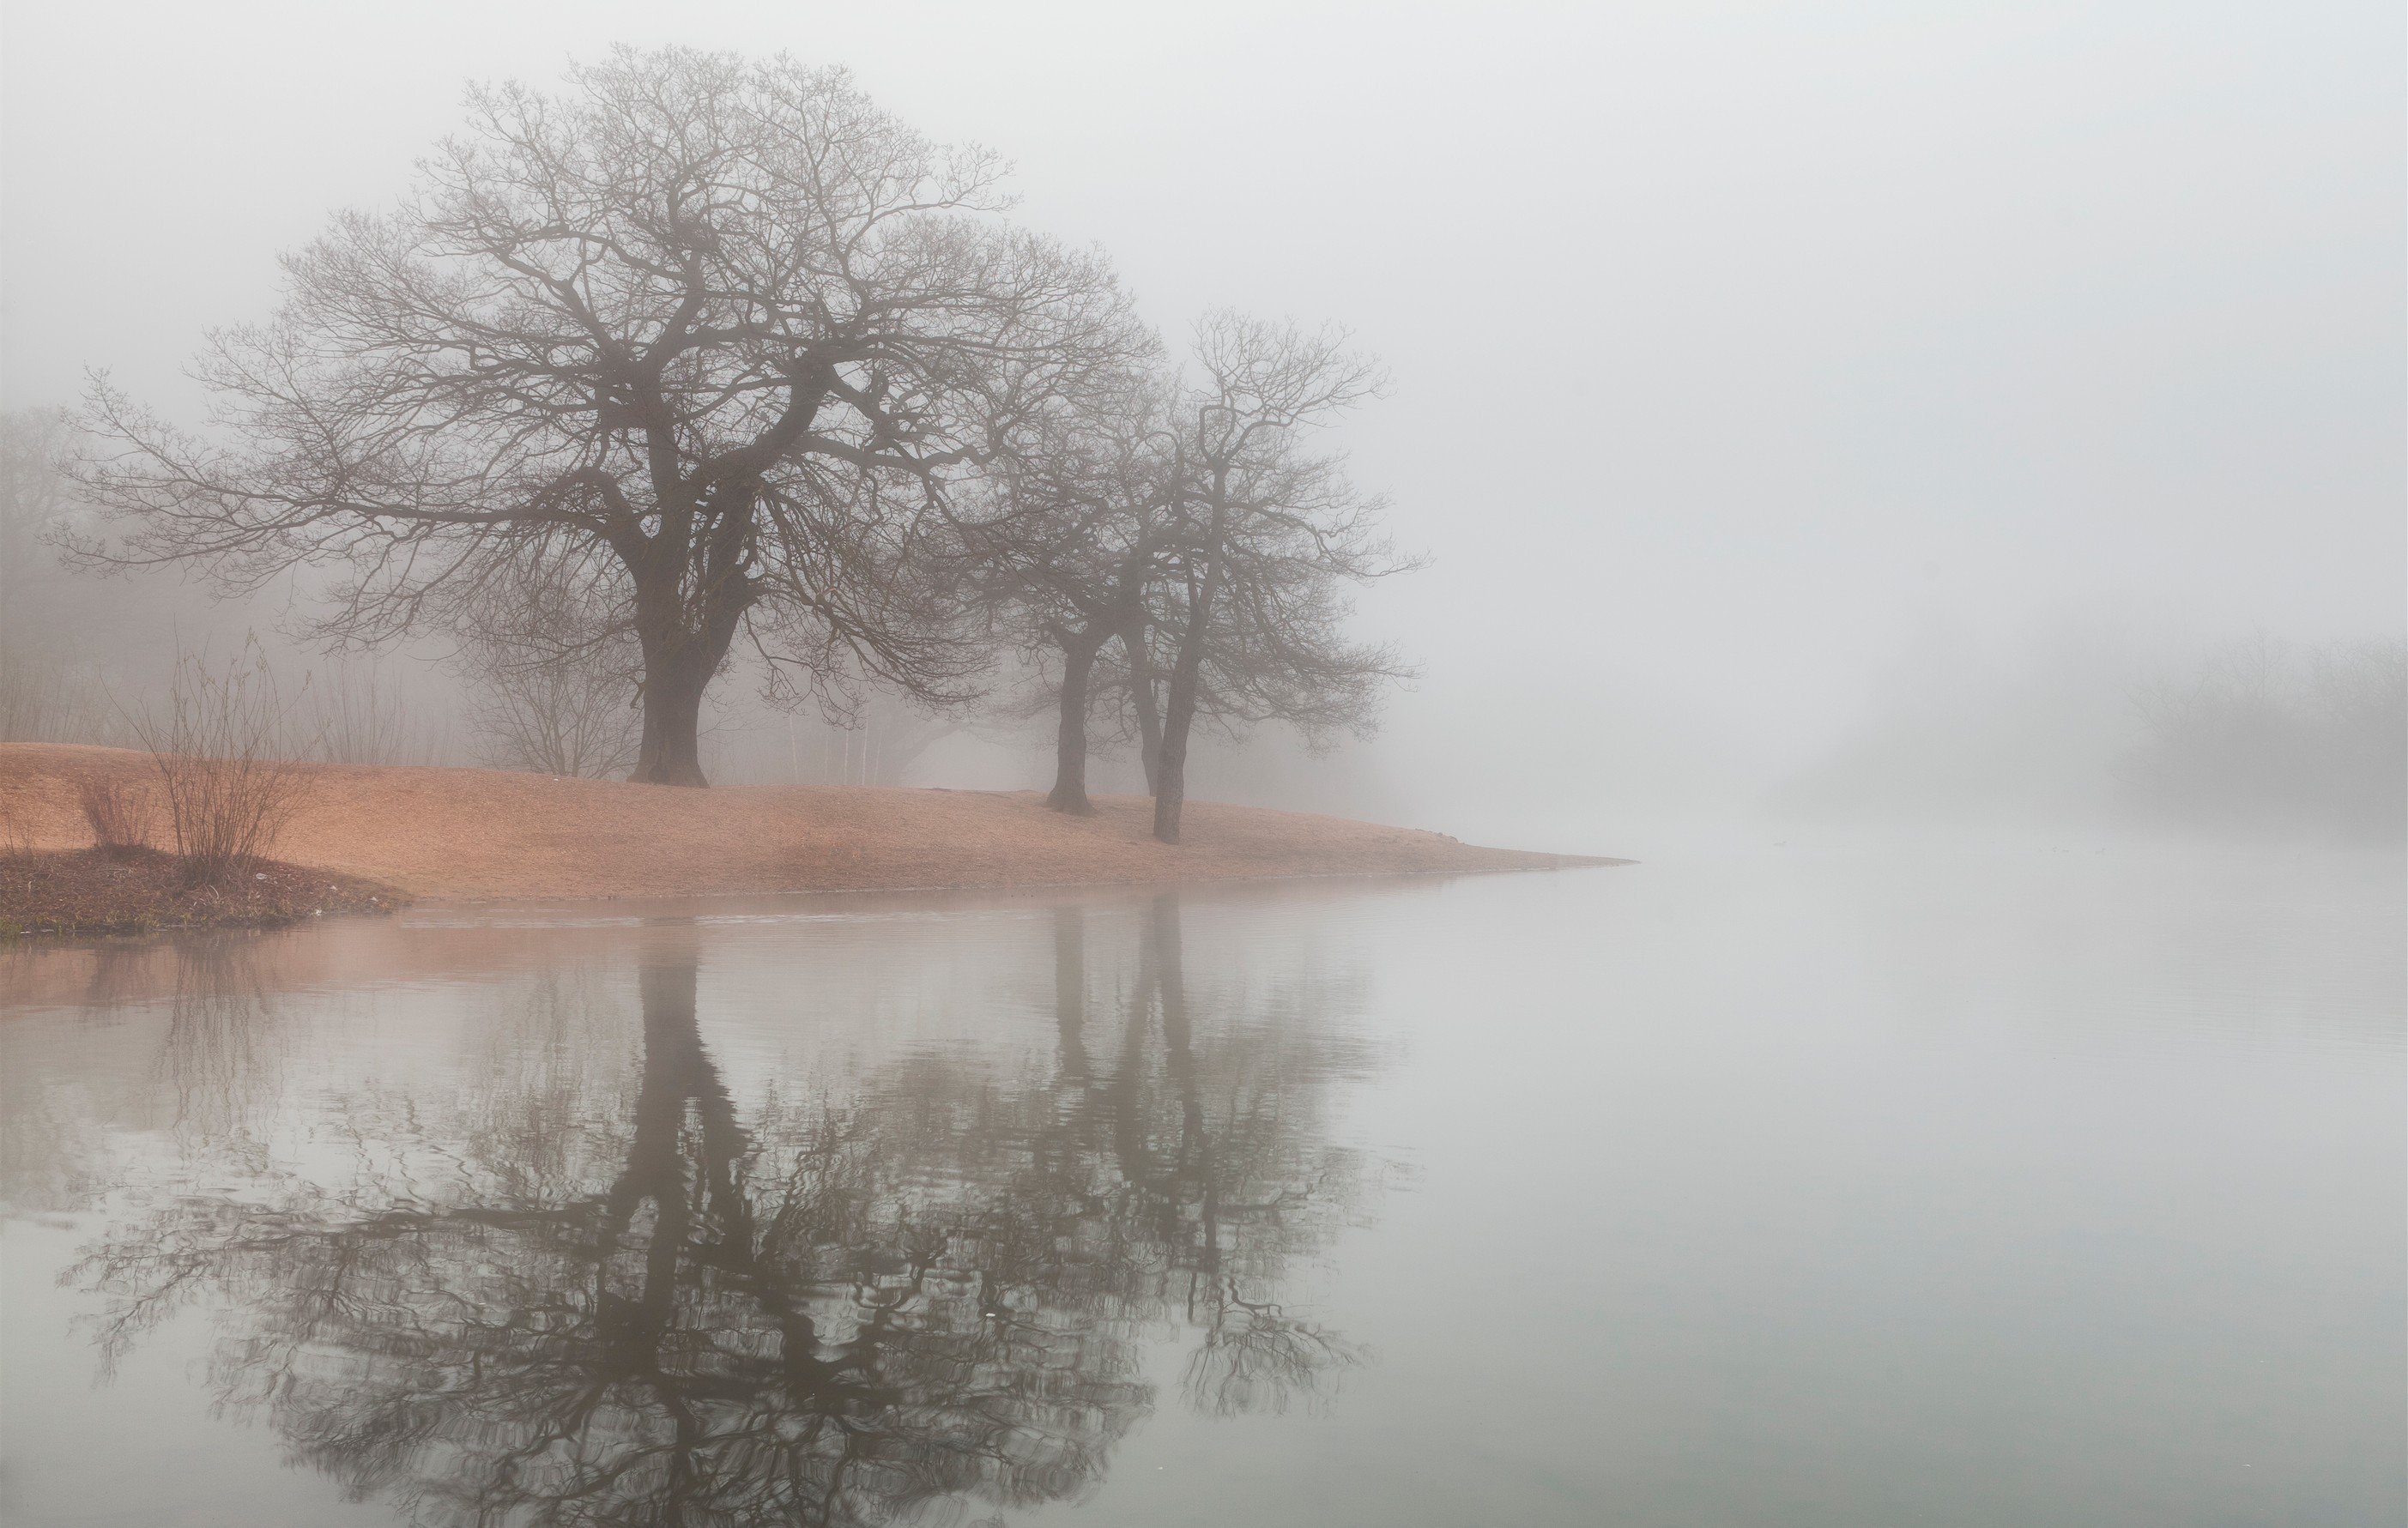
top-left (2, 831), bottom-right (2400, 1527)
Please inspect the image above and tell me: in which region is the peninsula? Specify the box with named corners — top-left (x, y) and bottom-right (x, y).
top-left (0, 744), bottom-right (1617, 931)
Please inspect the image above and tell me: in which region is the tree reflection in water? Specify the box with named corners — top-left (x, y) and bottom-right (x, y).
top-left (70, 892), bottom-right (1380, 1526)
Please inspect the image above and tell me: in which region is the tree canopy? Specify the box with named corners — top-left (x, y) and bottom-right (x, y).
top-left (75, 47), bottom-right (1143, 783)
top-left (68, 46), bottom-right (1412, 811)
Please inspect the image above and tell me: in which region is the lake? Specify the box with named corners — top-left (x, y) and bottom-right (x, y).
top-left (3, 830), bottom-right (2400, 1526)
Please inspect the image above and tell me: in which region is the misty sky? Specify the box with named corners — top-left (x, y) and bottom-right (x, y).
top-left (4, 0), bottom-right (2400, 800)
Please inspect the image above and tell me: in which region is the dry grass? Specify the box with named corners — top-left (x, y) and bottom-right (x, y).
top-left (0, 742), bottom-right (1618, 906)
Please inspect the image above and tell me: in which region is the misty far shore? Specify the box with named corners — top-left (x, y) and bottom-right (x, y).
top-left (0, 744), bottom-right (1617, 907)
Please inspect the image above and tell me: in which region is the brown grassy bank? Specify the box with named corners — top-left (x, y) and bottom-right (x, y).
top-left (0, 743), bottom-right (1618, 906)
top-left (0, 846), bottom-right (405, 937)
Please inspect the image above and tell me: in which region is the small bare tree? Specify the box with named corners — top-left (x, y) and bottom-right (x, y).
top-left (1149, 314), bottom-right (1412, 843)
top-left (131, 640), bottom-right (317, 887)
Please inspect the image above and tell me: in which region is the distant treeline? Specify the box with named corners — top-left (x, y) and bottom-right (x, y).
top-left (1778, 629), bottom-right (2405, 841)
top-left (2121, 636), bottom-right (2404, 838)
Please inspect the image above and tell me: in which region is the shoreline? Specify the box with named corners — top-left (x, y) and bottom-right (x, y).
top-left (0, 743), bottom-right (1625, 929)
top-left (0, 846), bottom-right (407, 938)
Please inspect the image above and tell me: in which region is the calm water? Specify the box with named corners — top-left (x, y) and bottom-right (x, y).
top-left (2, 832), bottom-right (2401, 1527)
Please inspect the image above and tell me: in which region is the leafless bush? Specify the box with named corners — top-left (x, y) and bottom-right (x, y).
top-left (77, 775), bottom-right (154, 857)
top-left (464, 638), bottom-right (643, 780)
top-left (130, 640), bottom-right (318, 887)
top-left (304, 659), bottom-right (444, 765)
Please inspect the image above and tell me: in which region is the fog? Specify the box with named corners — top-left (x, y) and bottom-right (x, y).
top-left (3, 0), bottom-right (2399, 852)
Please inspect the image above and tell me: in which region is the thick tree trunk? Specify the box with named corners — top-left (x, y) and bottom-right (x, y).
top-left (632, 646), bottom-right (717, 787)
top-left (1121, 619), bottom-right (1163, 795)
top-left (626, 536), bottom-right (747, 786)
top-left (1045, 629), bottom-right (1107, 814)
top-left (623, 485), bottom-right (755, 788)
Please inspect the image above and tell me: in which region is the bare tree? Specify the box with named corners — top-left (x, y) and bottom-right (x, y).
top-left (1148, 314), bottom-right (1412, 843)
top-left (1129, 553), bottom-right (1409, 775)
top-left (70, 47), bottom-right (1141, 787)
top-left (961, 328), bottom-right (1408, 827)
top-left (953, 369), bottom-right (1176, 813)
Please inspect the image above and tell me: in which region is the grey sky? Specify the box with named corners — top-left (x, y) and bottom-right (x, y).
top-left (4, 0), bottom-right (2399, 794)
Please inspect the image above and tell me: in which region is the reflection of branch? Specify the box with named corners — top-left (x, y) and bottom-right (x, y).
top-left (1183, 1276), bottom-right (1364, 1419)
top-left (69, 910), bottom-right (1389, 1525)
top-left (151, 939), bottom-right (284, 1146)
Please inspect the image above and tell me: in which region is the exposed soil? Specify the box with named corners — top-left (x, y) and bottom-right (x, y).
top-left (0, 742), bottom-right (1621, 910)
top-left (0, 845), bottom-right (407, 937)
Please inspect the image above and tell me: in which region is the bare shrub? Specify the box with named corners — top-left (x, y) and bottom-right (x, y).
top-left (458, 575), bottom-right (643, 779)
top-left (77, 775), bottom-right (154, 857)
top-left (462, 642), bottom-right (639, 779)
top-left (131, 640), bottom-right (318, 887)
top-left (304, 659), bottom-right (445, 766)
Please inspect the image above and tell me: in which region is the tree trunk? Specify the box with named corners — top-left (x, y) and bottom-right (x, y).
top-left (1121, 619), bottom-right (1163, 794)
top-left (632, 644), bottom-right (716, 787)
top-left (1152, 687), bottom-right (1189, 843)
top-left (626, 533), bottom-right (747, 786)
top-left (622, 481), bottom-right (757, 787)
top-left (1046, 628), bottom-right (1108, 814)
top-left (1153, 559), bottom-right (1222, 843)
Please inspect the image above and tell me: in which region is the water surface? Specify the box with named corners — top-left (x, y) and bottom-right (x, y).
top-left (3, 833), bottom-right (2400, 1525)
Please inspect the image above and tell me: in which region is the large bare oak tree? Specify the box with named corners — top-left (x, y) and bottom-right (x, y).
top-left (70, 47), bottom-right (1139, 784)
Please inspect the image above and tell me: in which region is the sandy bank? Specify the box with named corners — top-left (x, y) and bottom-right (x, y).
top-left (0, 744), bottom-right (1618, 903)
